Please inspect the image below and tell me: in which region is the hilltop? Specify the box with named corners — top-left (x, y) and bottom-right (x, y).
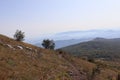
top-left (0, 34), bottom-right (119, 80)
top-left (61, 38), bottom-right (120, 61)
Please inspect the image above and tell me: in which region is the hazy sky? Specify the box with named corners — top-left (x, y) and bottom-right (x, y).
top-left (0, 0), bottom-right (120, 39)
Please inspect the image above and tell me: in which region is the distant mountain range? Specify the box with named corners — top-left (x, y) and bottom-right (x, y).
top-left (33, 29), bottom-right (120, 49)
top-left (35, 38), bottom-right (92, 49)
top-left (60, 38), bottom-right (120, 61)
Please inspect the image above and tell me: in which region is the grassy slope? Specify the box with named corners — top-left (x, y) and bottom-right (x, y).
top-left (0, 34), bottom-right (119, 80)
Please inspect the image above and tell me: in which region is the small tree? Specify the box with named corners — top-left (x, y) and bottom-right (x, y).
top-left (14, 30), bottom-right (25, 41)
top-left (42, 39), bottom-right (55, 50)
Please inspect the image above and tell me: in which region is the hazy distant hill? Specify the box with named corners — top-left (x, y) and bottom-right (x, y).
top-left (53, 30), bottom-right (120, 40)
top-left (61, 38), bottom-right (120, 60)
top-left (55, 39), bottom-right (90, 49)
top-left (35, 38), bottom-right (91, 49)
top-left (34, 30), bottom-right (120, 49)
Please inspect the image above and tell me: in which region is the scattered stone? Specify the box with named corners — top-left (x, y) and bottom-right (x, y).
top-left (25, 47), bottom-right (38, 53)
top-left (0, 40), bottom-right (38, 53)
top-left (25, 47), bottom-right (33, 51)
top-left (16, 45), bottom-right (23, 49)
top-left (6, 44), bottom-right (13, 49)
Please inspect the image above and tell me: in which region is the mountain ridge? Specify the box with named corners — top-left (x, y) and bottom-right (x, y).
top-left (61, 38), bottom-right (120, 61)
top-left (34, 29), bottom-right (120, 49)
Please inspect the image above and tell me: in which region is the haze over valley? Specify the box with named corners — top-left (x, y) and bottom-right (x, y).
top-left (34, 29), bottom-right (120, 48)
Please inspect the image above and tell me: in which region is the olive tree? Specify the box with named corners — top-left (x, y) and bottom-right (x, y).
top-left (14, 30), bottom-right (25, 41)
top-left (42, 39), bottom-right (55, 50)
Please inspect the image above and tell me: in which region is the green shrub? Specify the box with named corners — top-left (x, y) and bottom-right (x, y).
top-left (42, 39), bottom-right (55, 50)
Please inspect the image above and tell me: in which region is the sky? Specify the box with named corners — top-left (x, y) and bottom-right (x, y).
top-left (0, 0), bottom-right (120, 40)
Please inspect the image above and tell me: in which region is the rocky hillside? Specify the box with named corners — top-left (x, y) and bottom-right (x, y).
top-left (0, 34), bottom-right (119, 80)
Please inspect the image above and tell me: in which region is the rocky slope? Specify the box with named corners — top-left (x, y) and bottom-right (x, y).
top-left (0, 34), bottom-right (119, 80)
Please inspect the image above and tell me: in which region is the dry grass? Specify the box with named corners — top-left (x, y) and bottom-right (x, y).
top-left (0, 34), bottom-right (119, 80)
